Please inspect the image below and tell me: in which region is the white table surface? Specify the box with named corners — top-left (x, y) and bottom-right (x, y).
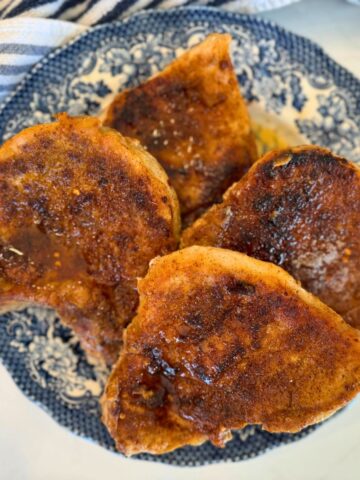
top-left (1, 0), bottom-right (359, 478)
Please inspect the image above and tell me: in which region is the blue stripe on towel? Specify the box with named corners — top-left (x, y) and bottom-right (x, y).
top-left (97, 0), bottom-right (137, 23)
top-left (0, 44), bottom-right (51, 55)
top-left (146, 0), bottom-right (164, 9)
top-left (5, 0), bottom-right (58, 18)
top-left (70, 0), bottom-right (100, 22)
top-left (49, 0), bottom-right (83, 19)
top-left (207, 0), bottom-right (228, 6)
top-left (0, 63), bottom-right (34, 74)
top-left (0, 83), bottom-right (15, 91)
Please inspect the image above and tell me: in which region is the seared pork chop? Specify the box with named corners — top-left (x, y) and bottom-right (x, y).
top-left (0, 114), bottom-right (180, 364)
top-left (182, 146), bottom-right (360, 329)
top-left (102, 246), bottom-right (360, 455)
top-left (103, 33), bottom-right (257, 224)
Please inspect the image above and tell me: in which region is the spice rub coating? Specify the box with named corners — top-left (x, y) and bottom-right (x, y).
top-left (102, 246), bottom-right (360, 455)
top-left (104, 34), bottom-right (257, 223)
top-left (182, 146), bottom-right (360, 328)
top-left (0, 114), bottom-right (180, 364)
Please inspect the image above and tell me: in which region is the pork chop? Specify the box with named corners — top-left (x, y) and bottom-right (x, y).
top-left (182, 146), bottom-right (360, 329)
top-left (102, 246), bottom-right (360, 455)
top-left (103, 33), bottom-right (257, 224)
top-left (0, 114), bottom-right (180, 364)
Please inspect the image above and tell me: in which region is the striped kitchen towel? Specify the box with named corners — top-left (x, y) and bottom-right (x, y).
top-left (0, 0), bottom-right (300, 103)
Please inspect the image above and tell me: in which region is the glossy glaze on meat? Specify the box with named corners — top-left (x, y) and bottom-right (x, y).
top-left (182, 146), bottom-right (360, 329)
top-left (102, 247), bottom-right (360, 455)
top-left (0, 114), bottom-right (180, 364)
top-left (104, 34), bottom-right (257, 223)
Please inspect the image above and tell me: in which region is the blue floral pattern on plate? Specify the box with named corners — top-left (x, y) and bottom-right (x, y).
top-left (0, 7), bottom-right (359, 466)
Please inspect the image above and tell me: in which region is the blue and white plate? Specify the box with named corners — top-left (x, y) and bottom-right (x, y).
top-left (0, 7), bottom-right (359, 467)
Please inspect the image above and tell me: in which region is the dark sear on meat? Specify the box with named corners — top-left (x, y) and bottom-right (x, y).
top-left (0, 114), bottom-right (180, 364)
top-left (102, 246), bottom-right (360, 455)
top-left (104, 34), bottom-right (258, 225)
top-left (182, 146), bottom-right (360, 329)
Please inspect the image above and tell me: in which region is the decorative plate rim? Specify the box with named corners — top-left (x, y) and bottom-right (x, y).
top-left (0, 6), bottom-right (359, 119)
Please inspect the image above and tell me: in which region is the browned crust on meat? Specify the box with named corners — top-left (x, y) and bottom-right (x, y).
top-left (103, 33), bottom-right (258, 221)
top-left (0, 114), bottom-right (180, 363)
top-left (182, 146), bottom-right (360, 329)
top-left (102, 246), bottom-right (360, 455)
